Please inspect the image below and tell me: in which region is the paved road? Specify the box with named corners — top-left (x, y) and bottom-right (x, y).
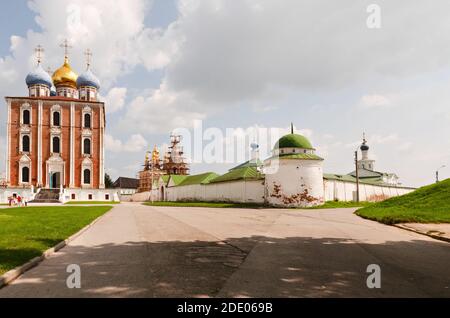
top-left (1, 203), bottom-right (449, 297)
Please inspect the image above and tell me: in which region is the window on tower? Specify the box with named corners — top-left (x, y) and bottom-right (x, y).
top-left (83, 169), bottom-right (91, 185)
top-left (52, 136), bottom-right (60, 153)
top-left (83, 138), bottom-right (91, 155)
top-left (23, 110), bottom-right (30, 125)
top-left (84, 113), bottom-right (91, 128)
top-left (22, 167), bottom-right (30, 183)
top-left (22, 135), bottom-right (30, 153)
top-left (53, 111), bottom-right (61, 126)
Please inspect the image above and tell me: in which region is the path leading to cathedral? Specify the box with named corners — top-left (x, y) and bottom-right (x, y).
top-left (0, 203), bottom-right (449, 297)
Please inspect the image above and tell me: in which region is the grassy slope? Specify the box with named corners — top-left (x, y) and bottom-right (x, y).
top-left (356, 179), bottom-right (450, 224)
top-left (64, 201), bottom-right (119, 205)
top-left (0, 206), bottom-right (112, 275)
top-left (306, 201), bottom-right (374, 209)
top-left (144, 201), bottom-right (263, 209)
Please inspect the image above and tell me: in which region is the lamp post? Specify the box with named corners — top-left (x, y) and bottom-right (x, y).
top-left (436, 165), bottom-right (446, 183)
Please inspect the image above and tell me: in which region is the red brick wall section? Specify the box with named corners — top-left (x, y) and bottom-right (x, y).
top-left (7, 98), bottom-right (104, 189)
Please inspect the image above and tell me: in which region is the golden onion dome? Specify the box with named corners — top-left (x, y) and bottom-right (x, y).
top-left (52, 57), bottom-right (78, 88)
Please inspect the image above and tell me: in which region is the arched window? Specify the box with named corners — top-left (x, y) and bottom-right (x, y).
top-left (84, 113), bottom-right (91, 128)
top-left (22, 167), bottom-right (30, 183)
top-left (23, 110), bottom-right (30, 125)
top-left (22, 135), bottom-right (30, 153)
top-left (83, 138), bottom-right (91, 155)
top-left (52, 136), bottom-right (60, 153)
top-left (53, 112), bottom-right (60, 126)
top-left (83, 169), bottom-right (91, 184)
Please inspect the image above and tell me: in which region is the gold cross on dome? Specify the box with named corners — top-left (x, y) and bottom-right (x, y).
top-left (84, 48), bottom-right (92, 69)
top-left (60, 39), bottom-right (72, 58)
top-left (35, 45), bottom-right (44, 65)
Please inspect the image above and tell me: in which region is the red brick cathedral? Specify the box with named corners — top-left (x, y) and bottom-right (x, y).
top-left (4, 44), bottom-right (105, 190)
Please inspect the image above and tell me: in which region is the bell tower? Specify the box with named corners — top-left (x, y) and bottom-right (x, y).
top-left (357, 133), bottom-right (375, 171)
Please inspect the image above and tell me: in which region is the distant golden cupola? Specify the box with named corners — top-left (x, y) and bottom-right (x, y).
top-left (152, 145), bottom-right (160, 163)
top-left (52, 56), bottom-right (78, 88)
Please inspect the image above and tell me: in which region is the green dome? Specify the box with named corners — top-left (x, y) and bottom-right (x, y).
top-left (275, 133), bottom-right (313, 150)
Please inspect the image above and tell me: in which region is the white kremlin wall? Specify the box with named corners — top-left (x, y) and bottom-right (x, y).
top-left (323, 179), bottom-right (414, 202)
top-left (164, 180), bottom-right (265, 203)
top-left (0, 188), bottom-right (34, 203)
top-left (129, 175), bottom-right (415, 205)
top-left (0, 188), bottom-right (119, 203)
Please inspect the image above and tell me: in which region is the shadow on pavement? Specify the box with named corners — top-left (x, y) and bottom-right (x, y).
top-left (0, 235), bottom-right (449, 297)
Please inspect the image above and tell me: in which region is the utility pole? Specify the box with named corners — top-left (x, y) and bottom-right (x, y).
top-left (355, 150), bottom-right (360, 203)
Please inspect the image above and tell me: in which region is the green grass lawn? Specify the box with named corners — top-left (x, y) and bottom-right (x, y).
top-left (0, 206), bottom-right (112, 275)
top-left (64, 201), bottom-right (120, 205)
top-left (356, 179), bottom-right (450, 224)
top-left (144, 201), bottom-right (264, 209)
top-left (305, 201), bottom-right (374, 209)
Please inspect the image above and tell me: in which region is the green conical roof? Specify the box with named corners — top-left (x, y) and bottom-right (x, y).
top-left (274, 133), bottom-right (313, 150)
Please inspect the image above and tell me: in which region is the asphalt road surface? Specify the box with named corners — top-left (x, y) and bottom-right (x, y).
top-left (1, 203), bottom-right (449, 297)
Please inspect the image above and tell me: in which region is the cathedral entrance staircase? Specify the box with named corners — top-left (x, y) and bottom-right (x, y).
top-left (30, 189), bottom-right (61, 203)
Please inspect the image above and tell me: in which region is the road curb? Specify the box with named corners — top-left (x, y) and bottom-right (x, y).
top-left (394, 224), bottom-right (450, 243)
top-left (0, 207), bottom-right (114, 289)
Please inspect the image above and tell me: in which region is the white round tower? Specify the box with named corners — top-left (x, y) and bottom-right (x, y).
top-left (263, 125), bottom-right (324, 207)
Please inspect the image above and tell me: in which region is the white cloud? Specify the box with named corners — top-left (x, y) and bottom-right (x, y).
top-left (163, 0), bottom-right (450, 104)
top-left (0, 0), bottom-right (176, 91)
top-left (398, 142), bottom-right (413, 152)
top-left (360, 94), bottom-right (391, 108)
top-left (0, 57), bottom-right (18, 85)
top-left (100, 87), bottom-right (127, 113)
top-left (251, 104), bottom-right (278, 113)
top-left (136, 27), bottom-right (180, 71)
top-left (119, 82), bottom-right (206, 133)
top-left (105, 134), bottom-right (147, 153)
top-left (344, 133), bottom-right (399, 149)
top-left (370, 134), bottom-right (400, 145)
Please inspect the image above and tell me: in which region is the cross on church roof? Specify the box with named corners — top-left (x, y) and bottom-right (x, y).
top-left (84, 48), bottom-right (92, 69)
top-left (35, 45), bottom-right (44, 65)
top-left (60, 39), bottom-right (72, 58)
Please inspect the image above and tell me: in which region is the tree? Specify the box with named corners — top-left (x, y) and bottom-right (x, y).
top-left (105, 173), bottom-right (114, 188)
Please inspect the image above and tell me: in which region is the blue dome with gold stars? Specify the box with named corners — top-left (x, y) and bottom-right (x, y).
top-left (25, 64), bottom-right (53, 88)
top-left (76, 68), bottom-right (100, 89)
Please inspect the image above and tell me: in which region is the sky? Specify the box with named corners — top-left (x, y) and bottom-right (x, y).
top-left (0, 0), bottom-right (449, 187)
